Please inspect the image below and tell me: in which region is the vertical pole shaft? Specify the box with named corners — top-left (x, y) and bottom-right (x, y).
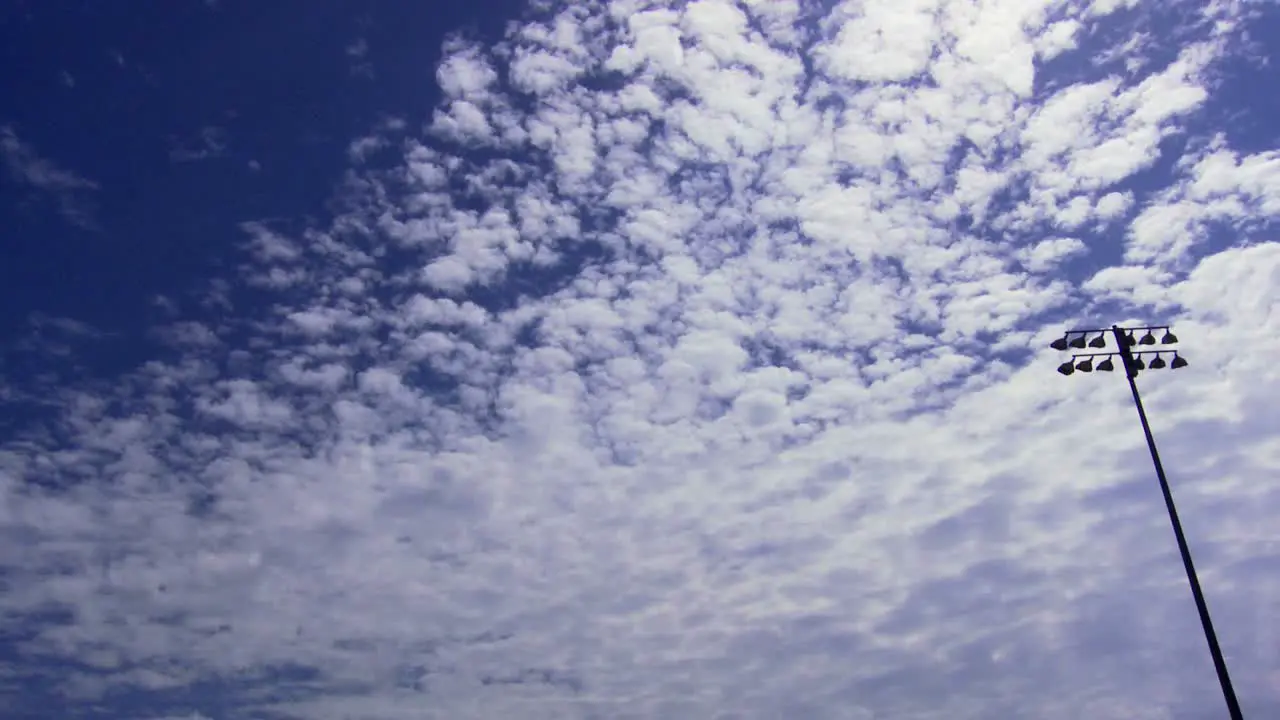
top-left (1112, 327), bottom-right (1243, 720)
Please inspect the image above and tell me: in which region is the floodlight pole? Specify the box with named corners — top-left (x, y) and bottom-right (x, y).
top-left (1110, 325), bottom-right (1244, 720)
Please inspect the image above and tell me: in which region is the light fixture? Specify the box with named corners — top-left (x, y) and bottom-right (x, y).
top-left (1076, 358), bottom-right (1094, 372)
top-left (1171, 354), bottom-right (1188, 369)
top-left (1139, 332), bottom-right (1156, 345)
top-left (1161, 330), bottom-right (1178, 345)
top-left (1132, 356), bottom-right (1145, 370)
top-left (1057, 361), bottom-right (1076, 376)
top-left (1050, 337), bottom-right (1069, 351)
top-left (1089, 334), bottom-right (1107, 348)
top-left (1069, 334), bottom-right (1088, 349)
top-left (1097, 357), bottom-right (1115, 372)
top-left (1149, 355), bottom-right (1167, 369)
top-left (1123, 331), bottom-right (1137, 347)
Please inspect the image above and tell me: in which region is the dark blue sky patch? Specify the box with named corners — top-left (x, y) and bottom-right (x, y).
top-left (0, 0), bottom-right (525, 381)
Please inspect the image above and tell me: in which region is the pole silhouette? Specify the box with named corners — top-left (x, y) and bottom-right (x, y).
top-left (1051, 324), bottom-right (1242, 720)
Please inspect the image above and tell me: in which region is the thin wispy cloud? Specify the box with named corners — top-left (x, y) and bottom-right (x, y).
top-left (1, 124), bottom-right (100, 229)
top-left (347, 36), bottom-right (375, 79)
top-left (169, 126), bottom-right (231, 163)
top-left (2, 1), bottom-right (1279, 719)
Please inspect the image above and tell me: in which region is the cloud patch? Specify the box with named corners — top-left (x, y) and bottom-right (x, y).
top-left (1, 125), bottom-right (100, 229)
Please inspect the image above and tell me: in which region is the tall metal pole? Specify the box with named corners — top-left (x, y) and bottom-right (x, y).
top-left (1111, 325), bottom-right (1244, 720)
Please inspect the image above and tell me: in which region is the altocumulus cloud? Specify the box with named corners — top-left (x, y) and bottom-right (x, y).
top-left (3, 0), bottom-right (1280, 718)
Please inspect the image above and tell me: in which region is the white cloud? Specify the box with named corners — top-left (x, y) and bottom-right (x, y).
top-left (1124, 137), bottom-right (1280, 269)
top-left (819, 0), bottom-right (939, 83)
top-left (1022, 236), bottom-right (1088, 272)
top-left (1095, 190), bottom-right (1134, 219)
top-left (4, 1), bottom-right (1280, 719)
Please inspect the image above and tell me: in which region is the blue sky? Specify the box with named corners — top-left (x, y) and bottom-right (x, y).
top-left (1, 0), bottom-right (1279, 718)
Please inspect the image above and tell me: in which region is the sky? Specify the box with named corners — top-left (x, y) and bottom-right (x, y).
top-left (1, 0), bottom-right (1279, 718)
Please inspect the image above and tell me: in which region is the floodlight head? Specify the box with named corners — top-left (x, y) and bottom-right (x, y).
top-left (1132, 356), bottom-right (1146, 370)
top-left (1161, 330), bottom-right (1178, 345)
top-left (1088, 334), bottom-right (1107, 348)
top-left (1139, 332), bottom-right (1156, 345)
top-left (1122, 331), bottom-right (1137, 347)
top-left (1069, 334), bottom-right (1088, 349)
top-left (1057, 361), bottom-right (1076, 376)
top-left (1076, 358), bottom-right (1093, 373)
top-left (1097, 357), bottom-right (1115, 372)
top-left (1171, 354), bottom-right (1188, 369)
top-left (1050, 337), bottom-right (1069, 351)
top-left (1148, 355), bottom-right (1167, 369)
